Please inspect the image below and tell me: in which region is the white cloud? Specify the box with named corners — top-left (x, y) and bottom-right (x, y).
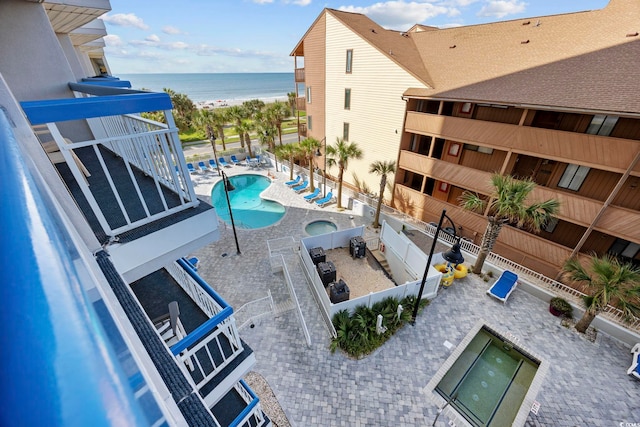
top-left (292, 0), bottom-right (312, 5)
top-left (339, 1), bottom-right (451, 30)
top-left (168, 41), bottom-right (189, 50)
top-left (162, 25), bottom-right (183, 35)
top-left (101, 13), bottom-right (149, 30)
top-left (103, 34), bottom-right (124, 47)
top-left (477, 0), bottom-right (526, 18)
top-left (146, 34), bottom-right (161, 42)
top-left (253, 0), bottom-right (274, 3)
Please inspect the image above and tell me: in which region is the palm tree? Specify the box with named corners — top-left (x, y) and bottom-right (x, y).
top-left (226, 105), bottom-right (247, 147)
top-left (275, 143), bottom-right (301, 181)
top-left (460, 173), bottom-right (560, 274)
top-left (287, 91), bottom-right (297, 116)
top-left (210, 108), bottom-right (228, 150)
top-left (369, 160), bottom-right (396, 228)
top-left (326, 138), bottom-right (363, 210)
top-left (234, 119), bottom-right (252, 155)
top-left (163, 88), bottom-right (195, 131)
top-left (562, 254), bottom-right (640, 333)
top-left (299, 137), bottom-right (322, 193)
top-left (265, 101), bottom-right (290, 146)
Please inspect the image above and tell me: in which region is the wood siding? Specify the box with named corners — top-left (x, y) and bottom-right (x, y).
top-left (405, 112), bottom-right (640, 174)
top-left (323, 13), bottom-right (427, 193)
top-left (302, 13), bottom-right (327, 142)
top-left (392, 184), bottom-right (572, 276)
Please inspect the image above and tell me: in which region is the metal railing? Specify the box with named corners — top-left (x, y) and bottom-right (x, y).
top-left (401, 214), bottom-right (640, 332)
top-left (230, 380), bottom-right (266, 427)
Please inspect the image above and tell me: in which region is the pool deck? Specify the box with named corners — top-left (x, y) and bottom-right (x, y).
top-left (187, 165), bottom-right (640, 426)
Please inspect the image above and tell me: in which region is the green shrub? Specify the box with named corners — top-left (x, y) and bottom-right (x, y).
top-left (550, 297), bottom-right (573, 319)
top-left (330, 296), bottom-right (428, 358)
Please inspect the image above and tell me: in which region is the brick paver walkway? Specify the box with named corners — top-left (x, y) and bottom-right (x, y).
top-left (188, 164), bottom-right (640, 427)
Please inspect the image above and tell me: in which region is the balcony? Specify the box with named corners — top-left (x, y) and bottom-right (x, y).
top-left (404, 111), bottom-right (639, 173)
top-left (295, 96), bottom-right (306, 112)
top-left (44, 0), bottom-right (111, 34)
top-left (131, 258), bottom-right (267, 425)
top-left (21, 82), bottom-right (219, 282)
top-left (294, 67), bottom-right (305, 82)
top-left (298, 123), bottom-right (307, 137)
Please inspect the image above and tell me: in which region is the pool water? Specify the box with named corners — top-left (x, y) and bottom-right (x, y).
top-left (305, 220), bottom-right (337, 236)
top-left (435, 326), bottom-right (539, 427)
top-left (211, 174), bottom-right (285, 229)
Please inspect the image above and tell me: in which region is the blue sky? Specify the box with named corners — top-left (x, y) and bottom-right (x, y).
top-left (104, 0), bottom-right (609, 74)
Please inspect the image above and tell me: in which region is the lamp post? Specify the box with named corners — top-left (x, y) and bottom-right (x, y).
top-left (221, 170), bottom-right (241, 255)
top-left (207, 126), bottom-right (221, 176)
top-left (411, 209), bottom-right (464, 323)
top-left (315, 137), bottom-right (327, 197)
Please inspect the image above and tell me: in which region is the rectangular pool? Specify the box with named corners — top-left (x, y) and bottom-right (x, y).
top-left (428, 323), bottom-right (546, 427)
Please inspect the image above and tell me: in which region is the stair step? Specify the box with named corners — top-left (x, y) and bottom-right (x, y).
top-left (274, 300), bottom-right (295, 315)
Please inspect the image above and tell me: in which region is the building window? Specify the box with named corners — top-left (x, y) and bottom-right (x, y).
top-left (343, 123), bottom-right (350, 141)
top-left (346, 49), bottom-right (353, 73)
top-left (543, 217), bottom-right (559, 233)
top-left (344, 88), bottom-right (351, 110)
top-left (609, 238), bottom-right (640, 260)
top-left (306, 86), bottom-right (312, 103)
top-left (586, 115), bottom-right (618, 136)
top-left (558, 164), bottom-right (590, 191)
top-left (463, 144), bottom-right (493, 155)
top-left (307, 116), bottom-right (312, 130)
top-left (460, 102), bottom-right (472, 114)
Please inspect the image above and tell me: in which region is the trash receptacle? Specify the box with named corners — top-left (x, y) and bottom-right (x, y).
top-left (349, 236), bottom-right (366, 258)
top-left (309, 247), bottom-right (325, 266)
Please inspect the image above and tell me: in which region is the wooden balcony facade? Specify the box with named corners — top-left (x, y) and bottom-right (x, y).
top-left (404, 111), bottom-right (640, 174)
top-left (295, 67), bottom-right (305, 82)
top-left (296, 96), bottom-right (306, 112)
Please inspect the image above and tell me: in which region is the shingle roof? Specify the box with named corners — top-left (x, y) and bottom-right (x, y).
top-left (315, 0), bottom-right (640, 114)
top-left (405, 0), bottom-right (640, 114)
top-left (325, 9), bottom-right (434, 88)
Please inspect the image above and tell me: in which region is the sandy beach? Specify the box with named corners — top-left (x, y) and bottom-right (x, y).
top-left (196, 96), bottom-right (288, 109)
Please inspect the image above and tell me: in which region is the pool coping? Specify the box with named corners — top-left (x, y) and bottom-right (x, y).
top-left (422, 319), bottom-right (549, 427)
top-left (302, 219), bottom-right (339, 236)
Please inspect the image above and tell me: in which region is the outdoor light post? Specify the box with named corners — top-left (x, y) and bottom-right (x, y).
top-left (221, 170), bottom-right (241, 255)
top-left (315, 137), bottom-right (327, 197)
top-left (411, 209), bottom-right (464, 324)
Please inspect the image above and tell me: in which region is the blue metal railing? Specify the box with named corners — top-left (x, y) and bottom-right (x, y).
top-left (0, 108), bottom-right (149, 425)
top-left (229, 380), bottom-right (261, 427)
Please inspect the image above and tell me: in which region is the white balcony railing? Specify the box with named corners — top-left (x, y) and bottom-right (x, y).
top-left (21, 86), bottom-right (199, 240)
top-left (231, 380), bottom-right (266, 427)
top-left (167, 260), bottom-right (245, 392)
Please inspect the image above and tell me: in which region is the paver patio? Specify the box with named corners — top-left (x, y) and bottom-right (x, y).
top-left (188, 164), bottom-right (640, 426)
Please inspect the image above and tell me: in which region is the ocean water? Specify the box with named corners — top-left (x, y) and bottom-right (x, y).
top-left (119, 73), bottom-right (295, 105)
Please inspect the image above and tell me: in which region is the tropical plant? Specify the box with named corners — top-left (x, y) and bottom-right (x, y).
top-left (163, 88), bottom-right (195, 131)
top-left (329, 296), bottom-right (420, 358)
top-left (369, 160), bottom-right (396, 228)
top-left (459, 173), bottom-right (560, 274)
top-left (299, 137), bottom-right (322, 193)
top-left (234, 119), bottom-right (254, 157)
top-left (549, 297), bottom-right (573, 319)
top-left (275, 143), bottom-right (301, 181)
top-left (326, 138), bottom-right (363, 209)
top-left (226, 105), bottom-right (248, 148)
top-left (562, 254), bottom-right (640, 333)
top-left (265, 101), bottom-right (290, 146)
top-left (287, 91), bottom-right (297, 116)
top-left (242, 99), bottom-right (265, 119)
top-left (209, 108), bottom-right (228, 149)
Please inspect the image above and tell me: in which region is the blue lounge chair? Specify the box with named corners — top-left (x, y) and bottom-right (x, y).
top-left (198, 161), bottom-right (210, 172)
top-left (315, 192), bottom-right (334, 207)
top-left (285, 175), bottom-right (301, 187)
top-left (292, 180), bottom-right (308, 193)
top-left (230, 155), bottom-right (240, 165)
top-left (486, 270), bottom-right (518, 303)
top-left (303, 188), bottom-right (321, 202)
top-left (629, 344), bottom-right (640, 380)
top-left (218, 157), bottom-right (231, 168)
top-left (208, 159), bottom-right (218, 170)
top-left (187, 163), bottom-right (197, 174)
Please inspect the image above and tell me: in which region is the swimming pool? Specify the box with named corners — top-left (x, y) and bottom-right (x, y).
top-left (305, 220), bottom-right (338, 236)
top-left (211, 174), bottom-right (285, 229)
top-left (428, 323), bottom-right (547, 427)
